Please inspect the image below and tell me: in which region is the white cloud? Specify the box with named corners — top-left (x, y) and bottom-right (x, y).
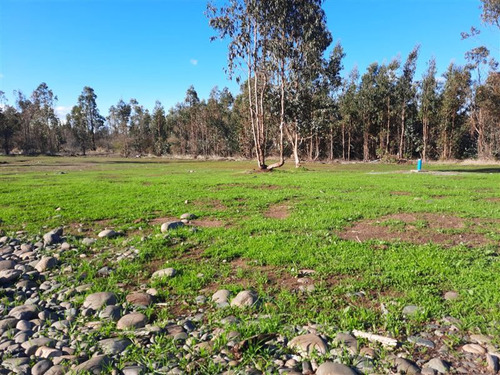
top-left (190, 59), bottom-right (198, 66)
top-left (0, 73), bottom-right (4, 79)
top-left (55, 105), bottom-right (71, 120)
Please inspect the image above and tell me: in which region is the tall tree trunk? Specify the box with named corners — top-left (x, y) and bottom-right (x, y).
top-left (292, 133), bottom-right (300, 167)
top-left (341, 123), bottom-right (345, 160)
top-left (422, 116), bottom-right (428, 162)
top-left (308, 136), bottom-right (313, 161)
top-left (363, 119), bottom-right (369, 161)
top-left (476, 108), bottom-right (487, 159)
top-left (386, 98), bottom-right (391, 154)
top-left (347, 130), bottom-right (351, 161)
top-left (314, 134), bottom-right (320, 160)
top-left (285, 124), bottom-right (301, 168)
top-left (330, 127), bottom-right (335, 161)
top-left (267, 69), bottom-right (286, 170)
top-left (398, 106), bottom-right (405, 159)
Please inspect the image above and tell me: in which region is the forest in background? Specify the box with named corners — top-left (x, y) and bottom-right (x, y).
top-left (0, 0), bottom-right (499, 164)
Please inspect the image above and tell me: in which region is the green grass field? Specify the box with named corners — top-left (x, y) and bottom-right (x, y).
top-left (1, 156), bottom-right (499, 372)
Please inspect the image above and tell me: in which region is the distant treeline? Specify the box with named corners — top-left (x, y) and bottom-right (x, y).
top-left (1, 63), bottom-right (499, 162)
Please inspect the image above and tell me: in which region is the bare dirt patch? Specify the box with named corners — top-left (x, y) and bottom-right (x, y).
top-left (260, 184), bottom-right (281, 190)
top-left (390, 191), bottom-right (411, 196)
top-left (191, 219), bottom-right (224, 228)
top-left (485, 197), bottom-right (500, 203)
top-left (87, 219), bottom-right (113, 232)
top-left (192, 199), bottom-right (227, 211)
top-left (65, 222), bottom-right (88, 236)
top-left (264, 203), bottom-right (290, 219)
top-left (339, 213), bottom-right (497, 247)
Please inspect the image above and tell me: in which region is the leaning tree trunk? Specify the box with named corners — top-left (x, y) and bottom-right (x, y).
top-left (285, 124), bottom-right (301, 168)
top-left (314, 134), bottom-right (320, 161)
top-left (292, 133), bottom-right (300, 167)
top-left (476, 108), bottom-right (488, 159)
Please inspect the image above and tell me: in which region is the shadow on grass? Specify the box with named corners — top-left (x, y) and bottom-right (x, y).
top-left (437, 168), bottom-right (500, 174)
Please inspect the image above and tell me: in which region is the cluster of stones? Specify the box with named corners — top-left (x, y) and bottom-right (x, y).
top-left (1, 225), bottom-right (499, 375)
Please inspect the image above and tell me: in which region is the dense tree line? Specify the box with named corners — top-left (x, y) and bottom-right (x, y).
top-left (1, 67), bottom-right (499, 162)
top-left (0, 0), bottom-right (498, 163)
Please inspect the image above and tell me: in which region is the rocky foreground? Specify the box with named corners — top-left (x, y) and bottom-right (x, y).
top-left (0, 226), bottom-right (499, 375)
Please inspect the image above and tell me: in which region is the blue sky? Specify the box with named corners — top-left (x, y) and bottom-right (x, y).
top-left (0, 0), bottom-right (498, 119)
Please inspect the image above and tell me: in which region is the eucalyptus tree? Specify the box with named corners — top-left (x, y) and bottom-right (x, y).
top-left (184, 86), bottom-right (203, 156)
top-left (375, 59), bottom-right (400, 156)
top-left (419, 58), bottom-right (440, 161)
top-left (464, 46), bottom-right (498, 158)
top-left (480, 0), bottom-right (500, 27)
top-left (207, 0), bottom-right (271, 168)
top-left (396, 46), bottom-right (420, 159)
top-left (150, 101), bottom-right (169, 156)
top-left (284, 41), bottom-right (343, 166)
top-left (358, 63), bottom-right (381, 161)
top-left (165, 86), bottom-right (202, 156)
top-left (129, 99), bottom-right (152, 154)
top-left (270, 0), bottom-right (333, 167)
top-left (77, 87), bottom-right (104, 151)
top-left (66, 105), bottom-right (89, 155)
top-left (208, 0), bottom-right (332, 169)
top-left (13, 83), bottom-right (60, 154)
top-left (14, 90), bottom-right (34, 153)
top-left (338, 67), bottom-right (359, 161)
top-left (323, 44), bottom-right (346, 161)
top-left (473, 71), bottom-right (500, 158)
top-left (0, 92), bottom-right (20, 155)
top-left (206, 86), bottom-right (237, 156)
top-left (232, 86), bottom-right (254, 158)
top-left (108, 100), bottom-right (132, 156)
top-left (31, 83), bottom-right (60, 154)
top-left (439, 63), bottom-right (471, 159)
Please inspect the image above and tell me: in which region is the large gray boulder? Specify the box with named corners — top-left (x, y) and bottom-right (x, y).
top-left (230, 290), bottom-right (257, 308)
top-left (316, 362), bottom-right (358, 375)
top-left (74, 355), bottom-right (110, 374)
top-left (116, 312), bottom-right (148, 330)
top-left (160, 221), bottom-right (184, 232)
top-left (288, 334), bottom-right (328, 356)
top-left (43, 228), bottom-right (63, 245)
top-left (35, 256), bottom-right (58, 272)
top-left (8, 304), bottom-right (38, 320)
top-left (151, 268), bottom-right (176, 279)
top-left (82, 292), bottom-right (117, 311)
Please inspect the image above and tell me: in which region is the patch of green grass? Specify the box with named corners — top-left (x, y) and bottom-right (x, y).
top-left (1, 156), bottom-right (500, 372)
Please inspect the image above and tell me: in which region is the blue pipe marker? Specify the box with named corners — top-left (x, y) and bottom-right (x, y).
top-left (417, 159), bottom-right (422, 171)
